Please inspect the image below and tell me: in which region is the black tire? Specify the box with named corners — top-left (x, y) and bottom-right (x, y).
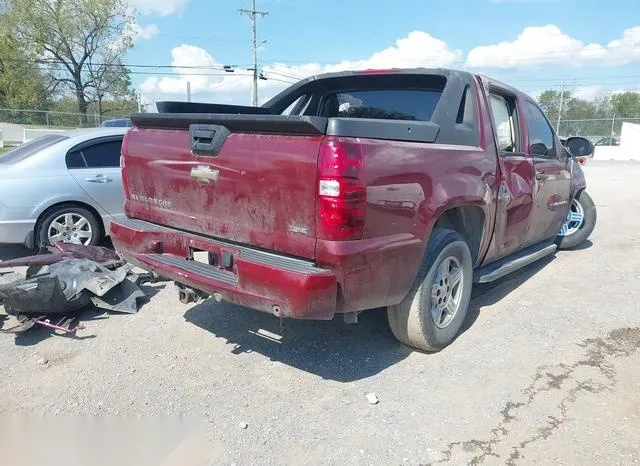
top-left (36, 204), bottom-right (102, 249)
top-left (387, 228), bottom-right (473, 352)
top-left (556, 190), bottom-right (597, 250)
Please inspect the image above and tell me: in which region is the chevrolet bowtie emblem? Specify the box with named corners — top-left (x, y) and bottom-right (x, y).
top-left (190, 165), bottom-right (219, 183)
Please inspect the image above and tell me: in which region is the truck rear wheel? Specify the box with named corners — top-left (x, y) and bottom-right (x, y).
top-left (387, 228), bottom-right (473, 352)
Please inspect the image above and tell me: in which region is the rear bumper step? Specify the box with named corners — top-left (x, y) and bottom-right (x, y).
top-left (110, 218), bottom-right (337, 319)
top-left (151, 254), bottom-right (239, 286)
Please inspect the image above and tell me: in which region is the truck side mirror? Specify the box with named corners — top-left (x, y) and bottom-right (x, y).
top-left (530, 142), bottom-right (548, 157)
top-left (565, 136), bottom-right (594, 157)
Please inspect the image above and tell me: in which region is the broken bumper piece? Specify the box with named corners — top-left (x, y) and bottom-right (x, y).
top-left (0, 258), bottom-right (149, 321)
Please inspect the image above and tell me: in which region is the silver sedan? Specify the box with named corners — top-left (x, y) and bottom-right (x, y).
top-left (0, 127), bottom-right (128, 249)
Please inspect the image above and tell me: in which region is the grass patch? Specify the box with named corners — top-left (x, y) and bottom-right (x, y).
top-left (24, 124), bottom-right (78, 130)
top-left (0, 145), bottom-right (19, 157)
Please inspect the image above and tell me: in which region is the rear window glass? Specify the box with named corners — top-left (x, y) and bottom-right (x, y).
top-left (0, 135), bottom-right (68, 164)
top-left (322, 89), bottom-right (442, 121)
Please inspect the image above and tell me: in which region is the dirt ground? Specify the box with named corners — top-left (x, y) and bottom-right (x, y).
top-left (0, 161), bottom-right (639, 466)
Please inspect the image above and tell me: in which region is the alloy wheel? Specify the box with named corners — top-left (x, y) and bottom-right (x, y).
top-left (430, 256), bottom-right (464, 329)
top-left (48, 213), bottom-right (93, 245)
top-left (558, 198), bottom-right (585, 237)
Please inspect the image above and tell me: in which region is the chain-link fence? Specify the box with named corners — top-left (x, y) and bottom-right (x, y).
top-left (2, 107), bottom-right (639, 146)
top-left (555, 117), bottom-right (640, 144)
top-left (0, 108), bottom-right (130, 129)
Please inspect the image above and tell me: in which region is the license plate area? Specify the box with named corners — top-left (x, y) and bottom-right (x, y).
top-left (189, 247), bottom-right (235, 269)
top-left (191, 248), bottom-right (216, 266)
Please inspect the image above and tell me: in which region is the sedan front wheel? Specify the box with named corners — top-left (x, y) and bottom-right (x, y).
top-left (37, 205), bottom-right (102, 248)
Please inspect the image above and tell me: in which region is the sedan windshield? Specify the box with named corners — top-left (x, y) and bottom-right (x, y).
top-left (0, 135), bottom-right (68, 164)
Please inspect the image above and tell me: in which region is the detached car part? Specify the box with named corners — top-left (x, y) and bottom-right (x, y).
top-left (0, 257), bottom-right (151, 332)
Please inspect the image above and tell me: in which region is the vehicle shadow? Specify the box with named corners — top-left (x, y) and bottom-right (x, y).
top-left (460, 255), bottom-right (555, 335)
top-left (183, 256), bottom-right (554, 382)
top-left (184, 301), bottom-right (407, 382)
top-left (567, 239), bottom-right (593, 251)
top-left (0, 244), bottom-right (32, 262)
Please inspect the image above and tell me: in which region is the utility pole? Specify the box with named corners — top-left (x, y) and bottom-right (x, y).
top-left (187, 81), bottom-right (192, 102)
top-left (611, 113), bottom-right (616, 140)
top-left (556, 80), bottom-right (565, 134)
top-left (239, 0), bottom-right (268, 106)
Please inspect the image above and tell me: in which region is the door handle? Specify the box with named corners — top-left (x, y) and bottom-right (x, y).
top-left (535, 173), bottom-right (548, 181)
top-left (85, 175), bottom-right (112, 183)
top-left (190, 124), bottom-right (229, 156)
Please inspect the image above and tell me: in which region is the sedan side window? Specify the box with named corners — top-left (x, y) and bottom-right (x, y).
top-left (66, 150), bottom-right (86, 169)
top-left (66, 139), bottom-right (123, 169)
top-left (524, 101), bottom-right (556, 158)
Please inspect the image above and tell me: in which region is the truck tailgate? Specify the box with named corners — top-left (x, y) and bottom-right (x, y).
top-left (122, 114), bottom-right (328, 259)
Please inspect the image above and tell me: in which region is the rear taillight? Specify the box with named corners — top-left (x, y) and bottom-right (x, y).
top-left (317, 137), bottom-right (366, 241)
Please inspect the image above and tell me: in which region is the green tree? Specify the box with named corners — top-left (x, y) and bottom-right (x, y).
top-left (0, 33), bottom-right (51, 109)
top-left (2, 0), bottom-right (135, 124)
top-left (610, 92), bottom-right (640, 118)
top-left (535, 89), bottom-right (635, 138)
top-left (537, 90), bottom-right (570, 123)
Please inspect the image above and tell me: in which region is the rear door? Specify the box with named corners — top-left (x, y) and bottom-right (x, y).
top-left (486, 88), bottom-right (536, 258)
top-left (67, 136), bottom-right (125, 215)
top-left (122, 120), bottom-right (325, 259)
top-left (522, 100), bottom-right (571, 243)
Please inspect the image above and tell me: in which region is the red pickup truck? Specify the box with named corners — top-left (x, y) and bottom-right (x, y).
top-left (111, 69), bottom-right (596, 351)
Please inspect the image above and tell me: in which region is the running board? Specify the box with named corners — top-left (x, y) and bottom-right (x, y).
top-left (473, 243), bottom-right (557, 283)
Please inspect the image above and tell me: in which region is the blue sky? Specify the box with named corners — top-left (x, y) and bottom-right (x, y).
top-left (126, 0), bottom-right (640, 107)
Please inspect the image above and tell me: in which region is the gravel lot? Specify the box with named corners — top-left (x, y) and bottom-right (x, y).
top-left (1, 161), bottom-right (639, 465)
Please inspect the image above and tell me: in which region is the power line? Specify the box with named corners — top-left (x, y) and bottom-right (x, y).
top-left (7, 55), bottom-right (640, 86)
top-left (16, 65), bottom-right (256, 78)
top-left (15, 63), bottom-right (300, 91)
top-left (264, 76), bottom-right (297, 84)
top-left (265, 69), bottom-right (306, 81)
top-left (1, 57), bottom-right (257, 71)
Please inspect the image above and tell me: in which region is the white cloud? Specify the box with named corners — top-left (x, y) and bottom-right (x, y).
top-left (268, 31), bottom-right (462, 78)
top-left (127, 0), bottom-right (188, 16)
top-left (140, 45), bottom-right (257, 96)
top-left (140, 31), bottom-right (463, 106)
top-left (131, 23), bottom-right (159, 41)
top-left (466, 25), bottom-right (640, 69)
top-left (573, 85), bottom-right (604, 101)
top-left (573, 84), bottom-right (640, 100)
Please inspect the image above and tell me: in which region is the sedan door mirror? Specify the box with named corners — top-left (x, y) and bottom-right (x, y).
top-left (564, 136), bottom-right (594, 157)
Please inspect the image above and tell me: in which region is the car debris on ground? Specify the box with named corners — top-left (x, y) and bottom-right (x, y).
top-left (366, 393), bottom-right (380, 405)
top-left (0, 243), bottom-right (155, 335)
